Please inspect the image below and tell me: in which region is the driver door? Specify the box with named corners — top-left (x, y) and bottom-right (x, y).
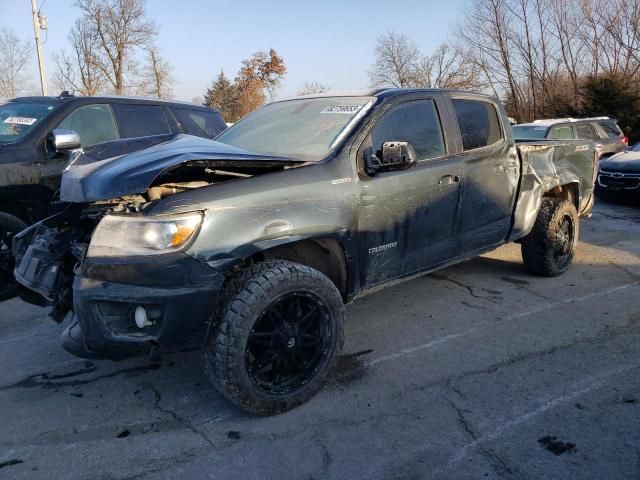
top-left (357, 97), bottom-right (463, 288)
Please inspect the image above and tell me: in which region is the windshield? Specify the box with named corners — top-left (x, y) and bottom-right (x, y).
top-left (0, 101), bottom-right (57, 143)
top-left (512, 125), bottom-right (549, 140)
top-left (215, 96), bottom-right (374, 161)
top-left (630, 142), bottom-right (640, 152)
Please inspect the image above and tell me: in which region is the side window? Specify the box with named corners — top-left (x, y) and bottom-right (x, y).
top-left (451, 99), bottom-right (502, 150)
top-left (172, 108), bottom-right (227, 138)
top-left (598, 121), bottom-right (622, 137)
top-left (57, 104), bottom-right (118, 147)
top-left (549, 125), bottom-right (574, 140)
top-left (113, 104), bottom-right (171, 138)
top-left (576, 124), bottom-right (600, 140)
top-left (370, 99), bottom-right (445, 161)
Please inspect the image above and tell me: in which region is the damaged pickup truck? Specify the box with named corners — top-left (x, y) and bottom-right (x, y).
top-left (13, 89), bottom-right (596, 415)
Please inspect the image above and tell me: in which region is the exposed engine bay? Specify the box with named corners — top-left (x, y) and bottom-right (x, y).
top-left (12, 160), bottom-right (293, 322)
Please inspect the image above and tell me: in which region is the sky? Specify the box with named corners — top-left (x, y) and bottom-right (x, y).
top-left (0, 0), bottom-right (469, 101)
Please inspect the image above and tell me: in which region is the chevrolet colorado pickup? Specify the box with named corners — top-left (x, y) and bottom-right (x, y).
top-left (13, 89), bottom-right (596, 415)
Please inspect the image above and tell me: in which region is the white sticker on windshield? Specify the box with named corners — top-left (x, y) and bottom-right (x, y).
top-left (321, 105), bottom-right (363, 115)
top-left (4, 116), bottom-right (37, 126)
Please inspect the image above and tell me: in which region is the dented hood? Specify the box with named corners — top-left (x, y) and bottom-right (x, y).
top-left (61, 134), bottom-right (303, 203)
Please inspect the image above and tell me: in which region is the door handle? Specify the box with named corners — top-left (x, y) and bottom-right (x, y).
top-left (439, 175), bottom-right (460, 185)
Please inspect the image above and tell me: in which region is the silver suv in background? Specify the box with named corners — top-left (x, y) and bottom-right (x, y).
top-left (512, 117), bottom-right (627, 160)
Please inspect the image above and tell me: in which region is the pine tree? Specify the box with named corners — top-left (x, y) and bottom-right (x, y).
top-left (204, 70), bottom-right (238, 122)
top-left (581, 74), bottom-right (640, 142)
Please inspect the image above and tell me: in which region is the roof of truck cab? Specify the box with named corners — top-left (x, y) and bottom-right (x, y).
top-left (287, 87), bottom-right (495, 102)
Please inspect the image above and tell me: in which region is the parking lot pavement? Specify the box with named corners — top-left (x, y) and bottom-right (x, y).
top-left (1, 198), bottom-right (639, 480)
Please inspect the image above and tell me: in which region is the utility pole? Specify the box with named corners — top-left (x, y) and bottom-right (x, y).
top-left (30, 0), bottom-right (48, 96)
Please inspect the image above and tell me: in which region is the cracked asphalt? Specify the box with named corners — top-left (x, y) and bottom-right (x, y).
top-left (1, 198), bottom-right (639, 480)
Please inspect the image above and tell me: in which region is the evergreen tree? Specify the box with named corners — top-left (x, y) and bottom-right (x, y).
top-left (204, 70), bottom-right (238, 122)
top-left (581, 74), bottom-right (640, 141)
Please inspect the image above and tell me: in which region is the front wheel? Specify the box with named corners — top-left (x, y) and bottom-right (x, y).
top-left (203, 261), bottom-right (345, 415)
top-left (521, 198), bottom-right (579, 277)
top-left (0, 212), bottom-right (28, 301)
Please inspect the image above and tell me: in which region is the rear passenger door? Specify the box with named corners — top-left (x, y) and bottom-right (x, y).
top-left (112, 103), bottom-right (172, 138)
top-left (451, 98), bottom-right (518, 253)
top-left (357, 96), bottom-right (463, 287)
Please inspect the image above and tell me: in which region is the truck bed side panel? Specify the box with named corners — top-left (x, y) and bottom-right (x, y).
top-left (509, 140), bottom-right (595, 240)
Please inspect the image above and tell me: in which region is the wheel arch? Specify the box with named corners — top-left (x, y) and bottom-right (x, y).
top-left (0, 197), bottom-right (31, 224)
top-left (251, 237), bottom-right (349, 301)
top-left (543, 182), bottom-right (580, 213)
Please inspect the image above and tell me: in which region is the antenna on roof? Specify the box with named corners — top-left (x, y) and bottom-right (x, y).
top-left (58, 90), bottom-right (74, 99)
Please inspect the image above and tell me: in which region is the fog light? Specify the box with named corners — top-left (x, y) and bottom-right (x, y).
top-left (134, 306), bottom-right (153, 328)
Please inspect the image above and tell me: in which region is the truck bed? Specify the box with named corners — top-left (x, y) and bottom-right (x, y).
top-left (510, 139), bottom-right (596, 240)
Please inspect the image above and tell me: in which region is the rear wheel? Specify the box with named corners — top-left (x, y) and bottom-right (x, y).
top-left (0, 212), bottom-right (27, 301)
top-left (521, 198), bottom-right (578, 277)
top-left (203, 260), bottom-right (345, 415)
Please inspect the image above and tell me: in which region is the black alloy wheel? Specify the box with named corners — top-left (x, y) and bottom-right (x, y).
top-left (245, 291), bottom-right (332, 395)
top-left (204, 260), bottom-right (345, 415)
top-left (521, 198), bottom-right (579, 277)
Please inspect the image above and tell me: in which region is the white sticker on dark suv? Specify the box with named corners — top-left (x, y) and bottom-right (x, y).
top-left (4, 117), bottom-right (37, 126)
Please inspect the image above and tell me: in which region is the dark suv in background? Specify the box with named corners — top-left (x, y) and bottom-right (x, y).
top-left (512, 117), bottom-right (627, 160)
top-left (0, 93), bottom-right (226, 299)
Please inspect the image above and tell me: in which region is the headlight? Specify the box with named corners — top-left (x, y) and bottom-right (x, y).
top-left (88, 212), bottom-right (203, 257)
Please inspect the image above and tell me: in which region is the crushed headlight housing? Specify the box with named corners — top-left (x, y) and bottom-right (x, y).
top-left (87, 212), bottom-right (203, 257)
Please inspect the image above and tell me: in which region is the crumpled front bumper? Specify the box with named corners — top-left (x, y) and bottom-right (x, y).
top-left (68, 252), bottom-right (225, 360)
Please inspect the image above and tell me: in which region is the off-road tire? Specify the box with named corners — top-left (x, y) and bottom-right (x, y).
top-left (0, 212), bottom-right (27, 301)
top-left (203, 260), bottom-right (345, 415)
top-left (521, 198), bottom-right (579, 277)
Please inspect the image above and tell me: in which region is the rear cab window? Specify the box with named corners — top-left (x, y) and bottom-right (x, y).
top-left (370, 99), bottom-right (446, 161)
top-left (113, 104), bottom-right (171, 138)
top-left (451, 99), bottom-right (502, 150)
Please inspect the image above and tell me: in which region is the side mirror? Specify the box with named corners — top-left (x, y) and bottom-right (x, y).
top-left (366, 141), bottom-right (417, 174)
top-left (47, 128), bottom-right (81, 153)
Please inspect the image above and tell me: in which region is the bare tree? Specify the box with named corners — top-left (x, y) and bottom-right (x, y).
top-left (458, 0), bottom-right (523, 115)
top-left (52, 18), bottom-right (107, 95)
top-left (604, 0), bottom-right (640, 78)
top-left (419, 44), bottom-right (485, 89)
top-left (76, 0), bottom-right (158, 94)
top-left (369, 31), bottom-right (422, 88)
top-left (137, 46), bottom-right (174, 98)
top-left (548, 0), bottom-right (583, 109)
top-left (298, 81), bottom-right (330, 95)
top-left (370, 32), bottom-right (485, 90)
top-left (0, 29), bottom-right (32, 98)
